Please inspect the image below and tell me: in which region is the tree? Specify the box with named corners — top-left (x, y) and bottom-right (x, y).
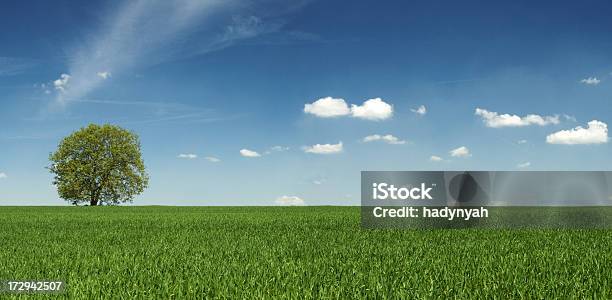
top-left (49, 124), bottom-right (149, 206)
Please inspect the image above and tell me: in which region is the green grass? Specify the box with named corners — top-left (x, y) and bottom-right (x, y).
top-left (0, 206), bottom-right (611, 298)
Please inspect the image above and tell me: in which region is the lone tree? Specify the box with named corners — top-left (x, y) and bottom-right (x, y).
top-left (49, 124), bottom-right (149, 206)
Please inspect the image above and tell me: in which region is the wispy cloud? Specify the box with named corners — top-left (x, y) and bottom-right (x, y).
top-left (204, 156), bottom-right (221, 163)
top-left (434, 78), bottom-right (484, 85)
top-left (0, 172), bottom-right (7, 179)
top-left (97, 71), bottom-right (111, 79)
top-left (264, 145), bottom-right (290, 155)
top-left (49, 1), bottom-right (296, 105)
top-left (204, 15), bottom-right (283, 53)
top-left (69, 99), bottom-right (194, 107)
top-left (0, 135), bottom-right (47, 141)
top-left (0, 57), bottom-right (36, 76)
top-left (517, 162), bottom-right (531, 168)
top-left (56, 98), bottom-right (243, 125)
top-left (411, 105), bottom-right (427, 116)
top-left (178, 153), bottom-right (198, 159)
top-left (563, 114), bottom-right (577, 122)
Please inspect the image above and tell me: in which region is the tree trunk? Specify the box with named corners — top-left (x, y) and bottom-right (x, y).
top-left (90, 187), bottom-right (99, 206)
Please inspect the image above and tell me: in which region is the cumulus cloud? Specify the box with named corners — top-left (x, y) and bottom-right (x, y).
top-left (411, 105), bottom-right (427, 115)
top-left (362, 134), bottom-right (406, 145)
top-left (350, 98), bottom-right (393, 120)
top-left (240, 149), bottom-right (261, 157)
top-left (97, 71), bottom-right (111, 79)
top-left (546, 120), bottom-right (608, 145)
top-left (517, 162), bottom-right (531, 168)
top-left (450, 146), bottom-right (471, 158)
top-left (304, 97), bottom-right (393, 120)
top-left (475, 108), bottom-right (559, 128)
top-left (303, 142), bottom-right (343, 154)
top-left (178, 153), bottom-right (198, 159)
top-left (304, 97), bottom-right (351, 118)
top-left (430, 155), bottom-right (443, 162)
top-left (580, 77), bottom-right (601, 85)
top-left (53, 74), bottom-right (71, 93)
top-left (0, 172), bottom-right (7, 179)
top-left (205, 156), bottom-right (220, 162)
top-left (275, 195), bottom-right (305, 206)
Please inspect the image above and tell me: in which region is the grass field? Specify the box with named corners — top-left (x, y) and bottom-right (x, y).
top-left (1, 206), bottom-right (611, 298)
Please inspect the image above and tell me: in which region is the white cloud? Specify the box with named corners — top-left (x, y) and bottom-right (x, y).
top-left (411, 105), bottom-right (427, 115)
top-left (312, 180), bottom-right (323, 185)
top-left (53, 74), bottom-right (71, 92)
top-left (517, 162), bottom-right (531, 168)
top-left (270, 145), bottom-right (289, 151)
top-left (517, 139), bottom-right (528, 144)
top-left (97, 71), bottom-right (111, 79)
top-left (0, 57), bottom-right (35, 76)
top-left (267, 146), bottom-right (290, 154)
top-left (264, 145), bottom-right (290, 155)
top-left (362, 134), bottom-right (406, 145)
top-left (450, 146), bottom-right (471, 158)
top-left (51, 1), bottom-right (285, 104)
top-left (563, 114), bottom-right (577, 122)
top-left (304, 97), bottom-right (350, 118)
top-left (303, 142), bottom-right (343, 154)
top-left (177, 153), bottom-right (197, 159)
top-left (304, 97), bottom-right (393, 121)
top-left (580, 77), bottom-right (601, 85)
top-left (351, 98), bottom-right (393, 120)
top-left (204, 156), bottom-right (220, 162)
top-left (430, 155), bottom-right (443, 162)
top-left (0, 172), bottom-right (7, 179)
top-left (475, 108), bottom-right (559, 128)
top-left (240, 149), bottom-right (261, 157)
top-left (275, 195), bottom-right (305, 206)
top-left (546, 120), bottom-right (608, 145)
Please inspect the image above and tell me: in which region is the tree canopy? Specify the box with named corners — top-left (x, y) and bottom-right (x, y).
top-left (49, 124), bottom-right (149, 206)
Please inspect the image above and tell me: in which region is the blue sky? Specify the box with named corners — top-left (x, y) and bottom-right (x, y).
top-left (1, 0), bottom-right (611, 205)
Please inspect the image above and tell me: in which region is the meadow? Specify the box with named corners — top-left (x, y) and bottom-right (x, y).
top-left (0, 206), bottom-right (611, 298)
